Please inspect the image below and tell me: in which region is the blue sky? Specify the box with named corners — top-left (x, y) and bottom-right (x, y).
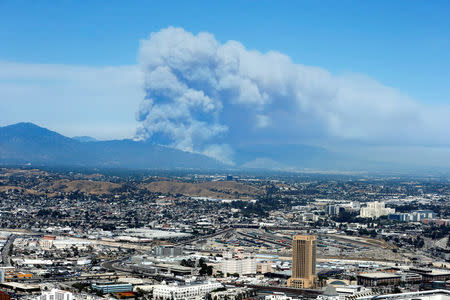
top-left (1, 1), bottom-right (450, 166)
top-left (0, 0), bottom-right (450, 103)
top-left (1, 1), bottom-right (449, 104)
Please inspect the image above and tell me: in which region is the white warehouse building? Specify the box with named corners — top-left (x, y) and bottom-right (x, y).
top-left (153, 281), bottom-right (223, 300)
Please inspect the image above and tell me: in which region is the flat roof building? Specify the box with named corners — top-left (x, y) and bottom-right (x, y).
top-left (153, 281), bottom-right (223, 300)
top-left (357, 273), bottom-right (401, 287)
top-left (92, 283), bottom-right (133, 294)
top-left (358, 289), bottom-right (450, 300)
top-left (409, 268), bottom-right (450, 283)
top-left (0, 282), bottom-right (40, 293)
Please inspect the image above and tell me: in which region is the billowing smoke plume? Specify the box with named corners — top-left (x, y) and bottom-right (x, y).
top-left (136, 27), bottom-right (450, 163)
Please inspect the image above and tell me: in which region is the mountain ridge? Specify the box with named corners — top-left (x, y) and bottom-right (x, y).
top-left (0, 123), bottom-right (225, 169)
top-left (0, 122), bottom-right (370, 171)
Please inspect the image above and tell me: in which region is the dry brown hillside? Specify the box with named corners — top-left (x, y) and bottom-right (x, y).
top-left (141, 180), bottom-right (261, 199)
top-left (0, 185), bottom-right (40, 194)
top-left (49, 179), bottom-right (120, 194)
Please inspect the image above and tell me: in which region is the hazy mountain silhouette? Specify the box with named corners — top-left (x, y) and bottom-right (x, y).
top-left (72, 136), bottom-right (98, 142)
top-left (0, 123), bottom-right (224, 169)
top-left (0, 122), bottom-right (398, 172)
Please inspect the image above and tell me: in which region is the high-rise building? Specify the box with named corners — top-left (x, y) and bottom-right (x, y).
top-left (359, 201), bottom-right (395, 218)
top-left (287, 235), bottom-right (317, 289)
top-left (219, 257), bottom-right (256, 276)
top-left (324, 204), bottom-right (340, 216)
top-left (153, 245), bottom-right (183, 257)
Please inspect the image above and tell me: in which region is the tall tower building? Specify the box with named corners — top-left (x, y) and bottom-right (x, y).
top-left (287, 235), bottom-right (317, 289)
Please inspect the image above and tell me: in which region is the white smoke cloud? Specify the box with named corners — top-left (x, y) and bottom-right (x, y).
top-left (136, 27), bottom-right (450, 163)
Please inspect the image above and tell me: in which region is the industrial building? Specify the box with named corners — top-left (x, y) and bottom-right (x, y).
top-left (358, 289), bottom-right (450, 300)
top-left (356, 273), bottom-right (401, 287)
top-left (409, 268), bottom-right (450, 283)
top-left (91, 283), bottom-right (133, 294)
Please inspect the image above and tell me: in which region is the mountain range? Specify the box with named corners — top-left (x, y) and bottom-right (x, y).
top-left (0, 122), bottom-right (398, 172)
top-left (0, 123), bottom-right (224, 169)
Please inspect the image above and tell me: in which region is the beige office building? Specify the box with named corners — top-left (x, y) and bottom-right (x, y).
top-left (287, 235), bottom-right (317, 289)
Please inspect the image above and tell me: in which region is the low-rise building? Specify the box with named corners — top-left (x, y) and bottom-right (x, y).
top-left (358, 289), bottom-right (450, 300)
top-left (210, 287), bottom-right (254, 300)
top-left (317, 286), bottom-right (339, 300)
top-left (409, 268), bottom-right (450, 283)
top-left (357, 273), bottom-right (401, 287)
top-left (335, 285), bottom-right (374, 300)
top-left (37, 289), bottom-right (73, 300)
top-left (153, 281), bottom-right (223, 300)
top-left (91, 283), bottom-right (133, 294)
top-left (265, 293), bottom-right (299, 300)
top-left (257, 261), bottom-right (274, 274)
top-left (388, 210), bottom-right (435, 222)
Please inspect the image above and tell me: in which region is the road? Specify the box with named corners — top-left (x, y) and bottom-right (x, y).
top-left (101, 258), bottom-right (187, 282)
top-left (101, 258), bottom-right (132, 273)
top-left (237, 231), bottom-right (290, 248)
top-left (175, 227), bottom-right (233, 246)
top-left (1, 234), bottom-right (16, 266)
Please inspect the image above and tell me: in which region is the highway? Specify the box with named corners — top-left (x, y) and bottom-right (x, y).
top-left (175, 227), bottom-right (233, 246)
top-left (101, 257), bottom-right (187, 282)
top-left (101, 258), bottom-right (132, 273)
top-left (237, 231), bottom-right (290, 248)
top-left (1, 234), bottom-right (17, 267)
